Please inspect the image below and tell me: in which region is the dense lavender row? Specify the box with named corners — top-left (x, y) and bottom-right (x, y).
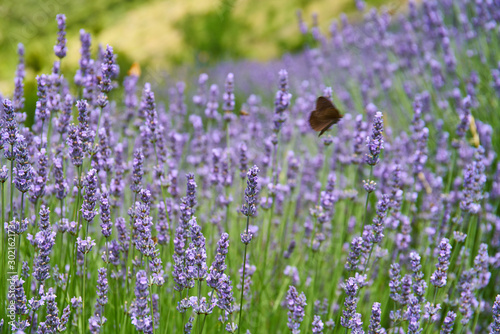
top-left (1, 0), bottom-right (500, 333)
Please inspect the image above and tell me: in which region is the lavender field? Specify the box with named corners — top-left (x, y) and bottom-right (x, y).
top-left (2, 0), bottom-right (500, 333)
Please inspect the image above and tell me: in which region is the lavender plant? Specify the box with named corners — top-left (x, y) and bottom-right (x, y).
top-left (0, 2), bottom-right (499, 333)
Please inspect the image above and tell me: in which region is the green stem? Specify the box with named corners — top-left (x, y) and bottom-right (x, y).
top-left (9, 146), bottom-right (14, 222)
top-left (361, 167), bottom-right (374, 232)
top-left (238, 215), bottom-right (251, 334)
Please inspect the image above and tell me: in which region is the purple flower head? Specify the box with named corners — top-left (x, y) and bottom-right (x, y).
top-left (368, 302), bottom-right (384, 334)
top-left (75, 29), bottom-right (92, 86)
top-left (13, 44), bottom-right (25, 113)
top-left (216, 274), bottom-right (235, 314)
top-left (241, 166), bottom-right (259, 217)
top-left (286, 285), bottom-right (307, 333)
top-left (82, 168), bottom-right (98, 222)
top-left (54, 14), bottom-right (67, 58)
top-left (312, 315), bottom-right (324, 333)
top-left (365, 111), bottom-right (384, 166)
top-left (100, 191), bottom-right (112, 238)
top-left (441, 311), bottom-right (456, 333)
top-left (3, 99), bottom-right (19, 154)
top-left (96, 267), bottom-right (108, 309)
top-left (430, 238), bottom-right (452, 288)
top-left (131, 270), bottom-right (152, 332)
top-left (491, 295), bottom-right (500, 333)
top-left (371, 194), bottom-right (390, 243)
top-left (76, 237), bottom-right (96, 254)
top-left (14, 135), bottom-right (34, 193)
top-left (389, 263), bottom-right (401, 303)
top-left (345, 237), bottom-right (363, 272)
top-left (131, 148), bottom-right (144, 193)
top-left (207, 233), bottom-right (230, 289)
top-left (35, 75), bottom-right (49, 124)
top-left (363, 180), bottom-right (377, 193)
top-left (99, 44), bottom-right (119, 93)
top-left (53, 156), bottom-right (68, 200)
top-left (8, 275), bottom-right (28, 315)
top-left (223, 73), bottom-right (235, 113)
top-left (67, 124), bottom-right (83, 166)
top-left (185, 218), bottom-right (207, 281)
top-left (341, 277), bottom-right (359, 329)
top-left (0, 165), bottom-right (8, 183)
top-left (273, 69), bottom-right (292, 132)
top-left (205, 84), bottom-right (219, 119)
top-left (193, 73), bottom-right (209, 107)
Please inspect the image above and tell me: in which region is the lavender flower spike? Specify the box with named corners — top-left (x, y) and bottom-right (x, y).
top-left (365, 111), bottom-right (384, 166)
top-left (241, 166), bottom-right (260, 218)
top-left (286, 285), bottom-right (307, 333)
top-left (430, 238), bottom-right (452, 288)
top-left (54, 14), bottom-right (67, 59)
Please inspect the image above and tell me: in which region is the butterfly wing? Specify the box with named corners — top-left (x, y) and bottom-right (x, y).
top-left (309, 96), bottom-right (343, 136)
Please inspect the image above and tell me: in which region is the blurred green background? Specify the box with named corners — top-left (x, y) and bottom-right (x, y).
top-left (0, 0), bottom-right (400, 95)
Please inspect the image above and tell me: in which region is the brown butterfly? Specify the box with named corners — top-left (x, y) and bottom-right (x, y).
top-left (309, 96), bottom-right (343, 137)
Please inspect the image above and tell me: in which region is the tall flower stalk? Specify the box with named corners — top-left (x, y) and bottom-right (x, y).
top-left (238, 166), bottom-right (259, 333)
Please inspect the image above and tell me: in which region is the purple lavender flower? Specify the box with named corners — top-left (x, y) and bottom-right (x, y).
top-left (100, 191), bottom-right (112, 238)
top-left (53, 156), bottom-right (68, 200)
top-left (30, 148), bottom-right (48, 203)
top-left (77, 99), bottom-right (92, 153)
top-left (96, 267), bottom-right (108, 314)
top-left (241, 166), bottom-right (259, 217)
top-left (341, 277), bottom-right (359, 329)
top-left (172, 226), bottom-right (189, 291)
top-left (193, 73), bottom-right (208, 107)
top-left (312, 315), bottom-right (324, 333)
top-left (82, 168), bottom-right (98, 222)
top-left (368, 302), bottom-right (384, 334)
top-left (116, 217), bottom-right (130, 252)
top-left (205, 84), bottom-right (219, 119)
top-left (67, 124), bottom-right (83, 166)
top-left (14, 135), bottom-right (34, 193)
top-left (35, 75), bottom-right (49, 126)
top-left (131, 270), bottom-right (152, 332)
top-left (286, 285), bottom-right (307, 333)
top-left (0, 166), bottom-right (8, 183)
top-left (433, 311), bottom-right (454, 333)
top-left (345, 237), bottom-right (363, 271)
top-left (54, 14), bottom-right (67, 59)
top-left (41, 288), bottom-right (61, 332)
top-left (456, 96), bottom-right (471, 140)
top-left (409, 251), bottom-right (427, 303)
top-left (13, 44), bottom-right (25, 114)
top-left (99, 45), bottom-right (118, 94)
top-left (371, 194), bottom-right (390, 243)
top-left (430, 238), bottom-right (452, 288)
top-left (131, 148), bottom-right (144, 193)
top-left (407, 295), bottom-right (421, 334)
top-left (186, 218), bottom-right (207, 282)
top-left (76, 237), bottom-right (96, 254)
top-left (389, 263), bottom-right (401, 303)
top-left (365, 111), bottom-right (384, 166)
top-left (75, 29), bottom-right (92, 86)
top-left (216, 274), bottom-right (235, 314)
top-left (473, 243), bottom-right (490, 289)
top-left (8, 218), bottom-right (28, 236)
top-left (223, 73), bottom-right (235, 113)
top-left (273, 69), bottom-right (292, 133)
top-left (491, 295), bottom-right (500, 333)
top-left (58, 305), bottom-right (71, 332)
top-left (3, 99), bottom-right (18, 157)
top-left (8, 275), bottom-right (28, 315)
top-left (207, 232), bottom-right (230, 289)
top-left (156, 201), bottom-right (170, 245)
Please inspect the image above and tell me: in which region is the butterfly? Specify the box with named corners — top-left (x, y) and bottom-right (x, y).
top-left (309, 96), bottom-right (343, 137)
